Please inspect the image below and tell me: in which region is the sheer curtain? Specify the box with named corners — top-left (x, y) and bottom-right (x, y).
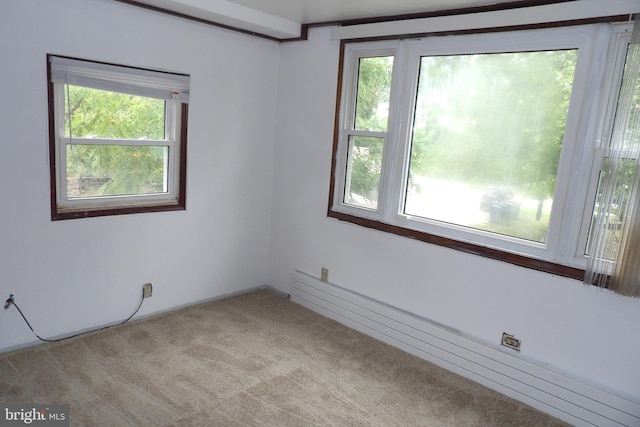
top-left (585, 15), bottom-right (640, 297)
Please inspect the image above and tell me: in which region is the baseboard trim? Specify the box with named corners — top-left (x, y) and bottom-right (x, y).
top-left (290, 270), bottom-right (640, 427)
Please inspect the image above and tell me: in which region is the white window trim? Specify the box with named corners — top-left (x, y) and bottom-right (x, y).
top-left (330, 23), bottom-right (633, 271)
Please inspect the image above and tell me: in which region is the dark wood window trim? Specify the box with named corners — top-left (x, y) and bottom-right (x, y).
top-left (327, 32), bottom-right (595, 282)
top-left (47, 58), bottom-right (188, 221)
top-left (327, 211), bottom-right (585, 280)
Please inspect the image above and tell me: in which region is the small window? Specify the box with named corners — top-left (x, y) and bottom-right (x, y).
top-left (47, 55), bottom-right (189, 220)
top-left (344, 56), bottom-right (394, 209)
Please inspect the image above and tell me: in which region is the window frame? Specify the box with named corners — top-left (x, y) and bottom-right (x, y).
top-left (328, 23), bottom-right (633, 279)
top-left (336, 42), bottom-right (399, 212)
top-left (47, 55), bottom-right (189, 220)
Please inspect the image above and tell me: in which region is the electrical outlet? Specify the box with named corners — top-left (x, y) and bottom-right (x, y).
top-left (4, 294), bottom-right (14, 309)
top-left (501, 332), bottom-right (521, 351)
top-left (142, 283), bottom-right (153, 298)
top-left (321, 268), bottom-right (329, 283)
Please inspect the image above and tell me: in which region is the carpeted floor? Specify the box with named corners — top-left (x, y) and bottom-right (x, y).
top-left (0, 288), bottom-right (569, 426)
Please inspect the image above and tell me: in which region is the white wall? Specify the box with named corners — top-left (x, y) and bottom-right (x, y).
top-left (3, 0), bottom-right (639, 408)
top-left (0, 0), bottom-right (278, 350)
top-left (269, 28), bottom-right (640, 403)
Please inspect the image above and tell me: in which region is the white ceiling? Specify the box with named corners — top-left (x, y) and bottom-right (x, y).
top-left (127, 0), bottom-right (519, 39)
top-left (221, 0), bottom-right (515, 23)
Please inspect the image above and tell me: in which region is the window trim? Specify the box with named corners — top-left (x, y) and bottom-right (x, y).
top-left (328, 23), bottom-right (632, 280)
top-left (47, 55), bottom-right (189, 220)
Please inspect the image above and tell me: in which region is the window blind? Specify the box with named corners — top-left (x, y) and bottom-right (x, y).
top-left (48, 55), bottom-right (189, 103)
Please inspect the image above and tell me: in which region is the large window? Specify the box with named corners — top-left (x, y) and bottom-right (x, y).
top-left (48, 55), bottom-right (189, 220)
top-left (329, 24), bottom-right (633, 277)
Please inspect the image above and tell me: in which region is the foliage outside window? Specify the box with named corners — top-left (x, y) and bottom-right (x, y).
top-left (329, 24), bottom-right (633, 276)
top-left (404, 50), bottom-right (576, 244)
top-left (48, 55), bottom-right (189, 220)
top-left (344, 56), bottom-right (393, 209)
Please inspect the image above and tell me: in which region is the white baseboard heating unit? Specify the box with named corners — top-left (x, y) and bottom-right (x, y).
top-left (290, 270), bottom-right (640, 427)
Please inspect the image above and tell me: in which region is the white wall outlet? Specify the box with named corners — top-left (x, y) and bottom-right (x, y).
top-left (321, 268), bottom-right (329, 283)
top-left (501, 332), bottom-right (521, 351)
top-left (142, 283), bottom-right (153, 298)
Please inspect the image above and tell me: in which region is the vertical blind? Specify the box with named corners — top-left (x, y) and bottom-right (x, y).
top-left (585, 15), bottom-right (640, 297)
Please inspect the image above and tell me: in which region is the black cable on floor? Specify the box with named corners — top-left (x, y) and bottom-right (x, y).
top-left (4, 288), bottom-right (145, 343)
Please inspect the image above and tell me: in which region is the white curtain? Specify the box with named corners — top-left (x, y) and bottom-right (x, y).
top-left (585, 15), bottom-right (640, 297)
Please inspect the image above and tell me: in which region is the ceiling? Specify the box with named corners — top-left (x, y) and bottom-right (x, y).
top-left (124, 0), bottom-right (520, 39)
top-left (218, 0), bottom-right (515, 23)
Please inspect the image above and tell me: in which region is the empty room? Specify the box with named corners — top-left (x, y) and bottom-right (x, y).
top-left (1, 0), bottom-right (640, 425)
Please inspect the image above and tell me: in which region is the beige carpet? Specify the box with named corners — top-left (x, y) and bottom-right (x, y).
top-left (0, 288), bottom-right (569, 426)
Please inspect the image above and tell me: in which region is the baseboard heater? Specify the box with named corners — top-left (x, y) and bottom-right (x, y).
top-left (289, 270), bottom-right (640, 427)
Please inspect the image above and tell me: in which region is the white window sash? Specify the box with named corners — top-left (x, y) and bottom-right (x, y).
top-left (51, 60), bottom-right (185, 211)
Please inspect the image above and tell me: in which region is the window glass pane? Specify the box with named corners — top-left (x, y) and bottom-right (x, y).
top-left (64, 85), bottom-right (165, 140)
top-left (344, 136), bottom-right (383, 209)
top-left (619, 43), bottom-right (640, 152)
top-left (405, 50), bottom-right (577, 243)
top-left (354, 56), bottom-right (394, 132)
top-left (586, 164), bottom-right (638, 260)
top-left (66, 145), bottom-right (168, 198)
